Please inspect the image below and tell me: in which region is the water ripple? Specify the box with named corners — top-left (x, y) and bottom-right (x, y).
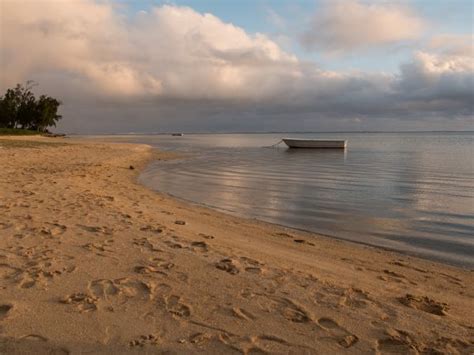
top-left (138, 132), bottom-right (474, 268)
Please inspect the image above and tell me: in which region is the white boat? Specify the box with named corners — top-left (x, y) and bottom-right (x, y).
top-left (282, 138), bottom-right (347, 149)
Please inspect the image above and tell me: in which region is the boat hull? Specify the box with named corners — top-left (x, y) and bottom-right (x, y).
top-left (282, 138), bottom-right (347, 149)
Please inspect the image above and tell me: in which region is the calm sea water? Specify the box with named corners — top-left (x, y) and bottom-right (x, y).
top-left (111, 132), bottom-right (473, 268)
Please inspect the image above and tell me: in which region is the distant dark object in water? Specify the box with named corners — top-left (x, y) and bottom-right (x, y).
top-left (171, 133), bottom-right (184, 136)
top-left (129, 165), bottom-right (135, 170)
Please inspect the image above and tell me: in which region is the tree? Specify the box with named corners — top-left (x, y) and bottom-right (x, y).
top-left (33, 95), bottom-right (62, 132)
top-left (0, 82), bottom-right (62, 132)
top-left (0, 86), bottom-right (24, 128)
top-left (17, 84), bottom-right (38, 130)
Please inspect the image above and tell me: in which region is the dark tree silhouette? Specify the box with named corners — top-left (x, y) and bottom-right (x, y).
top-left (0, 82), bottom-right (62, 132)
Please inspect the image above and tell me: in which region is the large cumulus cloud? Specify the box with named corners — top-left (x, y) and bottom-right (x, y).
top-left (1, 1), bottom-right (299, 100)
top-left (0, 0), bottom-right (472, 133)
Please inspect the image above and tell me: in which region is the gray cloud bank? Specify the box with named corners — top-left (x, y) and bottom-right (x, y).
top-left (0, 1), bottom-right (472, 133)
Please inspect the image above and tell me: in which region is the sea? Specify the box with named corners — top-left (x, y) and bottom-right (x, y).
top-left (99, 132), bottom-right (474, 268)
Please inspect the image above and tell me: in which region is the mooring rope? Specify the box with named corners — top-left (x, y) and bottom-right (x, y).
top-left (262, 139), bottom-right (284, 148)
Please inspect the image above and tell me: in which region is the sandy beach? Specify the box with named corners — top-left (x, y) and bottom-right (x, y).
top-left (0, 136), bottom-right (472, 354)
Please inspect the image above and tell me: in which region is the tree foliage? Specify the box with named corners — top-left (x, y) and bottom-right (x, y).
top-left (0, 82), bottom-right (62, 132)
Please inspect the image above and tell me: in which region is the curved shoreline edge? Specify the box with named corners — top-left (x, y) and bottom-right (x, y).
top-left (139, 176), bottom-right (473, 270)
top-left (138, 143), bottom-right (472, 270)
top-left (0, 136), bottom-right (472, 353)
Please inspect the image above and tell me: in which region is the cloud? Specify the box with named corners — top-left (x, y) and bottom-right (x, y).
top-left (1, 1), bottom-right (298, 101)
top-left (0, 0), bottom-right (471, 133)
top-left (427, 34), bottom-right (474, 57)
top-left (395, 49), bottom-right (473, 114)
top-left (301, 0), bottom-right (424, 52)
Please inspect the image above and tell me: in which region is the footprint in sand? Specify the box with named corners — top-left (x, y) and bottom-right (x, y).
top-left (240, 256), bottom-right (265, 274)
top-left (198, 233), bottom-right (214, 239)
top-left (248, 334), bottom-right (315, 354)
top-left (88, 279), bottom-right (120, 300)
top-left (188, 332), bottom-right (213, 346)
top-left (88, 278), bottom-right (157, 309)
top-left (165, 295), bottom-right (191, 318)
top-left (380, 270), bottom-right (417, 286)
top-left (0, 264), bottom-right (22, 281)
top-left (280, 299), bottom-right (312, 323)
top-left (40, 223), bottom-right (67, 237)
top-left (64, 282), bottom-right (138, 313)
top-left (317, 317), bottom-right (359, 348)
top-left (82, 239), bottom-right (114, 256)
top-left (129, 334), bottom-right (160, 348)
top-left (61, 292), bottom-right (98, 312)
top-left (0, 304), bottom-right (13, 320)
top-left (255, 295), bottom-right (312, 324)
top-left (140, 225), bottom-right (164, 234)
top-left (133, 238), bottom-right (163, 252)
top-left (375, 329), bottom-right (418, 354)
top-left (190, 241), bottom-right (208, 252)
top-left (376, 338), bottom-right (417, 354)
top-left (244, 267), bottom-right (263, 274)
top-left (240, 256), bottom-right (263, 266)
top-left (339, 288), bottom-right (371, 309)
top-left (3, 257), bottom-right (74, 289)
top-left (78, 225), bottom-right (114, 235)
top-left (148, 257), bottom-right (175, 271)
top-left (19, 279), bottom-right (37, 289)
top-left (398, 294), bottom-right (448, 316)
top-left (215, 259), bottom-right (240, 275)
top-left (180, 332), bottom-right (242, 353)
top-left (246, 346), bottom-right (272, 354)
top-left (164, 240), bottom-right (184, 249)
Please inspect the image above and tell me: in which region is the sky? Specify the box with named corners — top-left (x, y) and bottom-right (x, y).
top-left (0, 0), bottom-right (473, 133)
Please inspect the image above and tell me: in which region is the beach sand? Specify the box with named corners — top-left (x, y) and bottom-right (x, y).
top-left (0, 136), bottom-right (472, 354)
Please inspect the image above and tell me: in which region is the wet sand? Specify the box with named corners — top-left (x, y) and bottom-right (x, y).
top-left (0, 136), bottom-right (472, 354)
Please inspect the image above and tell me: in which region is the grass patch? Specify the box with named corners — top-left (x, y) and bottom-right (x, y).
top-left (0, 139), bottom-right (68, 149)
top-left (0, 128), bottom-right (41, 136)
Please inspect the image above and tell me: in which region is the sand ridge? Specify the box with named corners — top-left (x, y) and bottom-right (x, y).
top-left (0, 136), bottom-right (473, 354)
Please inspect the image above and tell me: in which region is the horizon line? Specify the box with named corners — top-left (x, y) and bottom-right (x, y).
top-left (68, 130), bottom-right (474, 136)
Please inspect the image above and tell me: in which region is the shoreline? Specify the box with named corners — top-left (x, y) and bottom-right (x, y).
top-left (0, 136), bottom-right (472, 353)
top-left (142, 188), bottom-right (472, 271)
top-left (136, 145), bottom-right (464, 271)
top-left (137, 143), bottom-right (471, 271)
